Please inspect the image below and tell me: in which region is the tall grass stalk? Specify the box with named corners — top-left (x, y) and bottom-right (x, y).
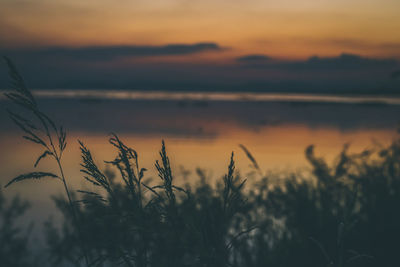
top-left (2, 57), bottom-right (90, 267)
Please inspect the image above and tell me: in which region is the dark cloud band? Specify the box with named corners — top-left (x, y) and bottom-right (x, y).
top-left (1, 43), bottom-right (222, 61)
top-left (236, 54), bottom-right (271, 62)
top-left (1, 47), bottom-right (399, 94)
top-left (237, 53), bottom-right (398, 70)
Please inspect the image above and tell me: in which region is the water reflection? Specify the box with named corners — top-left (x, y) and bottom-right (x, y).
top-left (1, 94), bottom-right (399, 174)
top-left (0, 94), bottom-right (399, 229)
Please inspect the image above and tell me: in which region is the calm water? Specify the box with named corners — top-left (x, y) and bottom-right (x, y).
top-left (0, 90), bottom-right (399, 235)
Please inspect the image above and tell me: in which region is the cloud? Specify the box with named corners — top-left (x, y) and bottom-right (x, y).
top-left (1, 50), bottom-right (399, 95)
top-left (238, 53), bottom-right (398, 70)
top-left (236, 54), bottom-right (271, 62)
top-left (1, 43), bottom-right (223, 61)
top-left (295, 53), bottom-right (397, 70)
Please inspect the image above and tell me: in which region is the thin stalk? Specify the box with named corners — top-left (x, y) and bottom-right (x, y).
top-left (56, 157), bottom-right (90, 267)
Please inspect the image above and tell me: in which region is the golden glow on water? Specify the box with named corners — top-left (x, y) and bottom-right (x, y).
top-left (1, 125), bottom-right (395, 188)
top-left (0, 98), bottom-right (396, 223)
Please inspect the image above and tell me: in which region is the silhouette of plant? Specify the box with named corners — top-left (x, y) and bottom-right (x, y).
top-left (2, 56), bottom-right (90, 266)
top-left (0, 188), bottom-right (37, 267)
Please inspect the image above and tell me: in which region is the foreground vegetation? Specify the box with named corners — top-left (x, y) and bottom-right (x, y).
top-left (2, 57), bottom-right (400, 267)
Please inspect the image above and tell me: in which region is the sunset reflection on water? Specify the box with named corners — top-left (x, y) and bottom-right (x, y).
top-left (0, 93), bottom-right (399, 225)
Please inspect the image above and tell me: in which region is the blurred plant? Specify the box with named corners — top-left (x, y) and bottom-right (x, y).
top-left (0, 188), bottom-right (36, 267)
top-left (2, 56), bottom-right (89, 266)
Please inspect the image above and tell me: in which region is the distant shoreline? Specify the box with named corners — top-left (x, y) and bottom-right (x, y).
top-left (1, 89), bottom-right (400, 106)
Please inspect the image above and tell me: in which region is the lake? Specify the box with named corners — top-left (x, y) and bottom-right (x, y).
top-left (0, 90), bottom-right (399, 238)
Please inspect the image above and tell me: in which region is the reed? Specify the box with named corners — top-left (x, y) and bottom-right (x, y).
top-left (2, 56), bottom-right (90, 267)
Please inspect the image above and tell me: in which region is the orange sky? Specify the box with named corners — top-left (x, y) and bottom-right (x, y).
top-left (1, 0), bottom-right (400, 60)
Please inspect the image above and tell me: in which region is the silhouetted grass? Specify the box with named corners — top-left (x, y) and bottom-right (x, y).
top-left (0, 188), bottom-right (38, 267)
top-left (2, 58), bottom-right (400, 267)
top-left (2, 56), bottom-right (89, 266)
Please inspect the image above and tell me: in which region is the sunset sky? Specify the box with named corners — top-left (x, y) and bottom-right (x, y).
top-left (1, 0), bottom-right (400, 93)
